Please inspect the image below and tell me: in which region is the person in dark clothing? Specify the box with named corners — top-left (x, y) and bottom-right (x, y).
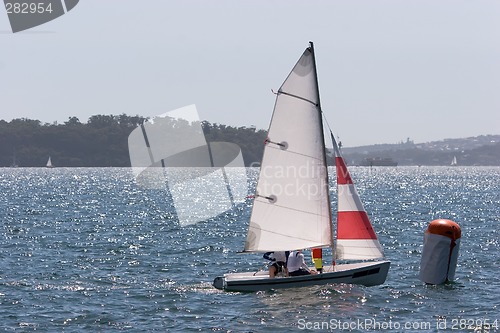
top-left (263, 251), bottom-right (290, 278)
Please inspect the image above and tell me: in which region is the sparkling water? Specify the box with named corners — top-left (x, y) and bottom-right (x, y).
top-left (0, 167), bottom-right (498, 332)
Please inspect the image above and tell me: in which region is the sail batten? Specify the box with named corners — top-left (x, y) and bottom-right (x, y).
top-left (264, 144), bottom-right (324, 161)
top-left (277, 90), bottom-right (318, 106)
top-left (244, 44), bottom-right (333, 252)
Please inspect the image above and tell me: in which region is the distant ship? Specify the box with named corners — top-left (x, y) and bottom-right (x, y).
top-left (359, 157), bottom-right (398, 167)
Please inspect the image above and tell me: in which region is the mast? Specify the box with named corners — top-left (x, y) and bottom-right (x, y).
top-left (309, 41), bottom-right (335, 261)
top-left (330, 132), bottom-right (341, 263)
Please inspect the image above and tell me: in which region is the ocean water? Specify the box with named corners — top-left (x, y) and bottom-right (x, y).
top-left (0, 167), bottom-right (498, 332)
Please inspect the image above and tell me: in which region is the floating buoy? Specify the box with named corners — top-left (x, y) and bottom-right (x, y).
top-left (419, 219), bottom-right (461, 284)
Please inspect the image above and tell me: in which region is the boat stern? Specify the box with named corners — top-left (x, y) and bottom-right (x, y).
top-left (352, 260), bottom-right (391, 287)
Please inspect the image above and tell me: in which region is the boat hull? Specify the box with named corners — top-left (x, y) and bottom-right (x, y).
top-left (213, 260), bottom-right (390, 292)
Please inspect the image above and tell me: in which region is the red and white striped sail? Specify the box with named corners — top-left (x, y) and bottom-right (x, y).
top-left (332, 138), bottom-right (384, 260)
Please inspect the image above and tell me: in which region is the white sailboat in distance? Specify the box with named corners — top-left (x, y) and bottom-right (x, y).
top-left (46, 156), bottom-right (54, 168)
top-left (213, 42), bottom-right (390, 292)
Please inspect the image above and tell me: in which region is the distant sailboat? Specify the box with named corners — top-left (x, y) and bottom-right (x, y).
top-left (46, 156), bottom-right (54, 168)
top-left (451, 156), bottom-right (457, 166)
top-left (213, 42), bottom-right (390, 292)
top-left (10, 153), bottom-right (18, 168)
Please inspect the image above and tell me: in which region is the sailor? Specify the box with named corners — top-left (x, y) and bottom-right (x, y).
top-left (287, 250), bottom-right (317, 276)
top-left (263, 251), bottom-right (289, 278)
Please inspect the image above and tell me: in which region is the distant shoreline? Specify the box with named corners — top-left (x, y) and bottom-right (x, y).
top-left (2, 116), bottom-right (499, 167)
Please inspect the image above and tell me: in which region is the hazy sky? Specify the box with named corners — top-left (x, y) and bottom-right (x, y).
top-left (1, 1), bottom-right (499, 146)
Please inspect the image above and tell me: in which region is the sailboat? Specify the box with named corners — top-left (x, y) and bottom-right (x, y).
top-left (46, 156), bottom-right (54, 168)
top-left (213, 42), bottom-right (390, 292)
top-left (10, 152), bottom-right (18, 168)
top-left (450, 156), bottom-right (457, 166)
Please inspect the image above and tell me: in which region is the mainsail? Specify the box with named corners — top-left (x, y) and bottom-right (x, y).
top-left (244, 43), bottom-right (333, 252)
top-left (331, 135), bottom-right (384, 260)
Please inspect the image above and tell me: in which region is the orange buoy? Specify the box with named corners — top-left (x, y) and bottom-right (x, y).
top-left (419, 219), bottom-right (461, 284)
top-left (427, 219), bottom-right (461, 240)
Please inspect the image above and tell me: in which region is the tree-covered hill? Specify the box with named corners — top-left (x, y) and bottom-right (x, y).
top-left (1, 115), bottom-right (498, 167)
top-left (0, 115), bottom-right (267, 167)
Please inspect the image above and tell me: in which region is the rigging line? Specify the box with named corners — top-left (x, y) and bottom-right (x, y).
top-left (320, 108), bottom-right (341, 156)
top-left (278, 90), bottom-right (318, 107)
top-left (319, 108), bottom-right (335, 137)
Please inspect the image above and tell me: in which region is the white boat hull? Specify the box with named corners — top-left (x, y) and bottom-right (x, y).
top-left (213, 260), bottom-right (390, 292)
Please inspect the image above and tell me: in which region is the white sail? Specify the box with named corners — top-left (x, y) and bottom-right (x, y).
top-left (332, 137), bottom-right (384, 260)
top-left (244, 44), bottom-right (332, 252)
top-left (46, 156), bottom-right (53, 168)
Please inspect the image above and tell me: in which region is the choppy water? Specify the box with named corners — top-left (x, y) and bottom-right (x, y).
top-left (0, 167), bottom-right (498, 332)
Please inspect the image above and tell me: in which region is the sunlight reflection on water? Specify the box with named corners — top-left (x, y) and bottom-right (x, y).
top-left (0, 167), bottom-right (498, 331)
